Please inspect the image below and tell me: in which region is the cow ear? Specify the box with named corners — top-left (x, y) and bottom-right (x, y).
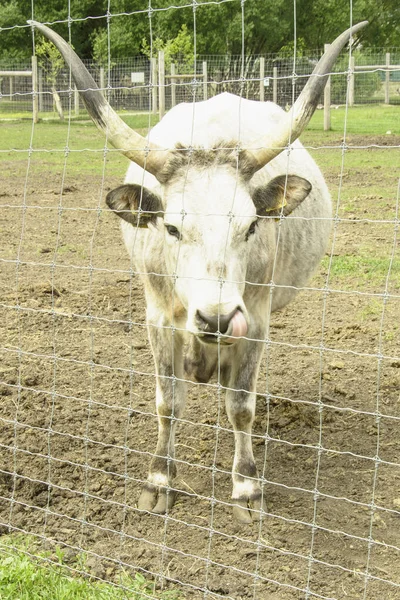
top-left (106, 184), bottom-right (163, 227)
top-left (253, 175), bottom-right (312, 218)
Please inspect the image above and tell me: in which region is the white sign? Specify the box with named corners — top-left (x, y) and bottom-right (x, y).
top-left (131, 72), bottom-right (145, 84)
top-left (263, 77), bottom-right (270, 87)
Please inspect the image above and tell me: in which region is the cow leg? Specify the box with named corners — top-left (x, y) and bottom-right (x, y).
top-left (222, 334), bottom-right (266, 524)
top-left (138, 320), bottom-right (186, 514)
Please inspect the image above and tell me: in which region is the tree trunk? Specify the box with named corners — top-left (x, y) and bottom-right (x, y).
top-left (51, 85), bottom-right (64, 120)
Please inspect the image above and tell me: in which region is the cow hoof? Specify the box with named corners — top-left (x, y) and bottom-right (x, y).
top-left (138, 484), bottom-right (176, 514)
top-left (232, 497), bottom-right (267, 524)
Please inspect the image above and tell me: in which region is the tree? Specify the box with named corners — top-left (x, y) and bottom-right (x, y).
top-left (35, 35), bottom-right (66, 119)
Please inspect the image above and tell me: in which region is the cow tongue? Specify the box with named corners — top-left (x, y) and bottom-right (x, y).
top-left (226, 310), bottom-right (248, 341)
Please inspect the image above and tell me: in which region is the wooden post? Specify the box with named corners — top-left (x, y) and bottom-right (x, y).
top-left (323, 44), bottom-right (331, 131)
top-left (349, 55), bottom-right (355, 106)
top-left (259, 57), bottom-right (265, 102)
top-left (385, 52), bottom-right (390, 104)
top-left (74, 85), bottom-right (79, 116)
top-left (203, 61), bottom-right (208, 100)
top-left (38, 68), bottom-right (43, 112)
top-left (100, 67), bottom-right (105, 98)
top-left (273, 66), bottom-right (278, 104)
top-left (158, 51), bottom-right (165, 119)
top-left (170, 63), bottom-right (176, 108)
top-left (151, 57), bottom-right (158, 114)
top-left (9, 76), bottom-right (13, 101)
top-left (31, 56), bottom-right (39, 123)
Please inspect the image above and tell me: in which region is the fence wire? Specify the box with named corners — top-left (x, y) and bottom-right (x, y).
top-left (1, 4), bottom-right (400, 600)
top-left (1, 48), bottom-right (400, 115)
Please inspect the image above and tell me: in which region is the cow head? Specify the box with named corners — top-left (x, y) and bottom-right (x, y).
top-left (105, 146), bottom-right (311, 343)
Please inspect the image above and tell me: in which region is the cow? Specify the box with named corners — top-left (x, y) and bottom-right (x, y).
top-left (31, 20), bottom-right (367, 523)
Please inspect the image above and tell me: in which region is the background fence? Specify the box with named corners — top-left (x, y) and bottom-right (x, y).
top-left (1, 48), bottom-right (400, 118)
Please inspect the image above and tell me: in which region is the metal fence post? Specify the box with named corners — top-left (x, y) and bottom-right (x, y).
top-left (158, 51), bottom-right (165, 119)
top-left (259, 57), bottom-right (265, 102)
top-left (323, 44), bottom-right (331, 131)
top-left (385, 52), bottom-right (390, 104)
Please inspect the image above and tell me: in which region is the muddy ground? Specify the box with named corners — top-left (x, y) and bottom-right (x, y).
top-left (1, 139), bottom-right (400, 600)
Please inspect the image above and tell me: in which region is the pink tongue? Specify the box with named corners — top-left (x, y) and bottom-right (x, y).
top-left (229, 310), bottom-right (248, 339)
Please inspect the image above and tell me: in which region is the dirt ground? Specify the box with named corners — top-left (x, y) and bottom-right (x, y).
top-left (1, 140), bottom-right (400, 600)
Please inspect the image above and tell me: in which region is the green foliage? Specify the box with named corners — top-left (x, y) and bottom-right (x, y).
top-left (1, 0), bottom-right (400, 63)
top-left (35, 35), bottom-right (66, 85)
top-left (141, 24), bottom-right (194, 68)
top-left (278, 38), bottom-right (308, 57)
top-left (0, 534), bottom-right (182, 600)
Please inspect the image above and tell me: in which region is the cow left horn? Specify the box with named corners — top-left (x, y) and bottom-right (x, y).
top-left (28, 21), bottom-right (169, 179)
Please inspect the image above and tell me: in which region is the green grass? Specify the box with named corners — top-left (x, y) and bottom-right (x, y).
top-left (0, 534), bottom-right (181, 600)
top-left (305, 104), bottom-right (400, 137)
top-left (0, 112), bottom-right (159, 178)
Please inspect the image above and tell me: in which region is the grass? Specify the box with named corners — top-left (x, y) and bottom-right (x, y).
top-left (0, 534), bottom-right (181, 600)
top-left (0, 112), bottom-right (159, 178)
top-left (304, 103), bottom-right (400, 137)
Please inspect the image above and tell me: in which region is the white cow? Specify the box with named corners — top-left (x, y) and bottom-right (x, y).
top-left (32, 21), bottom-right (367, 523)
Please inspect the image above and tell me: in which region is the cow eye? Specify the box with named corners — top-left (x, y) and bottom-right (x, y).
top-left (165, 224), bottom-right (181, 239)
top-left (246, 220), bottom-right (257, 240)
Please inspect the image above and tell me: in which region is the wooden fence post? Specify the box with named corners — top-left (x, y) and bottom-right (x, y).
top-left (100, 68), bottom-right (105, 98)
top-left (74, 85), bottom-right (79, 116)
top-left (170, 63), bottom-right (176, 108)
top-left (323, 43), bottom-right (331, 131)
top-left (158, 51), bottom-right (165, 119)
top-left (385, 52), bottom-right (390, 104)
top-left (31, 55), bottom-right (39, 123)
top-left (202, 61), bottom-right (208, 100)
top-left (38, 68), bottom-right (44, 112)
top-left (151, 58), bottom-right (158, 114)
top-left (349, 55), bottom-right (355, 106)
top-left (259, 57), bottom-right (265, 102)
top-left (273, 66), bottom-right (278, 104)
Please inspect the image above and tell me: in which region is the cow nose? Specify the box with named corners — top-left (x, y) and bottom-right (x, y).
top-left (196, 307), bottom-right (238, 335)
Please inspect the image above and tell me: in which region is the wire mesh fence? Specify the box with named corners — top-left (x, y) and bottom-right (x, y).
top-left (1, 6), bottom-right (400, 600)
top-left (1, 48), bottom-right (400, 117)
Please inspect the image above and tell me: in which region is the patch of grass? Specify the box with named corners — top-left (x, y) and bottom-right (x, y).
top-left (321, 253), bottom-right (400, 288)
top-left (0, 113), bottom-right (159, 178)
top-left (305, 104), bottom-right (400, 136)
top-left (0, 534), bottom-right (181, 600)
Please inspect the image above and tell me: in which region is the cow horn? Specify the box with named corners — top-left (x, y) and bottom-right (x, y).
top-left (28, 20), bottom-right (168, 178)
top-left (251, 21), bottom-right (368, 170)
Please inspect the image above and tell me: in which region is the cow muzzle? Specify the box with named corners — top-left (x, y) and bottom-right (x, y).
top-left (195, 307), bottom-right (248, 345)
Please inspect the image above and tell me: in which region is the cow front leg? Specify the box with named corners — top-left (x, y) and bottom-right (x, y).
top-left (138, 324), bottom-right (186, 514)
top-left (223, 338), bottom-right (266, 524)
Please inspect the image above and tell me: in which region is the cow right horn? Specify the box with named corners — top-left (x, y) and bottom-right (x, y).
top-left (251, 21), bottom-right (368, 170)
